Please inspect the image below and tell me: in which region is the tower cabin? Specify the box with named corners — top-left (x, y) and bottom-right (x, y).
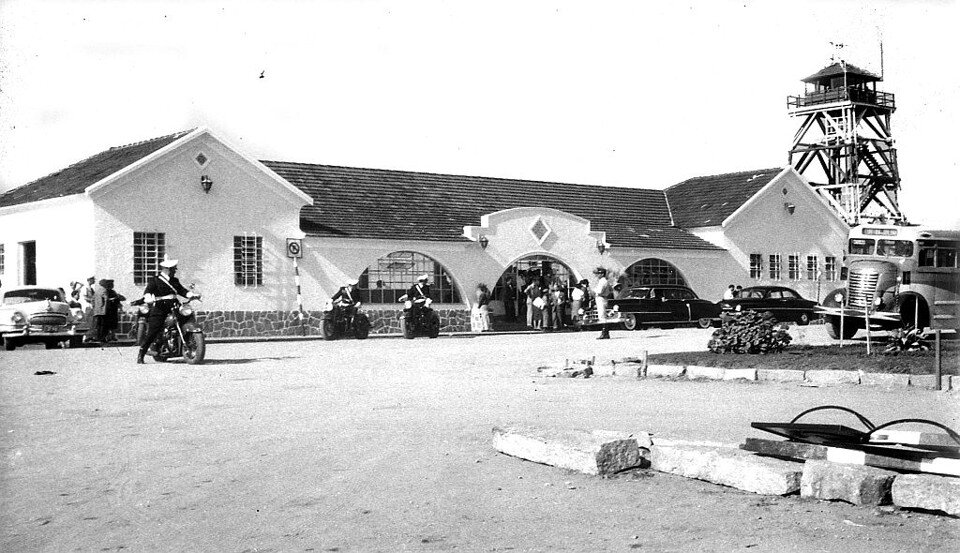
top-left (787, 62), bottom-right (894, 110)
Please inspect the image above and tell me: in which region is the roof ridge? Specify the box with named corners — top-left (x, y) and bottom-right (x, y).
top-left (260, 159), bottom-right (661, 193)
top-left (665, 167), bottom-right (781, 190)
top-left (6, 128), bottom-right (195, 193)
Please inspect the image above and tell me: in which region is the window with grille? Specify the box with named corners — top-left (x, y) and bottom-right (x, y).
top-left (768, 254), bottom-right (781, 280)
top-left (749, 253), bottom-right (763, 280)
top-left (623, 258), bottom-right (687, 287)
top-left (825, 256), bottom-right (837, 281)
top-left (234, 236), bottom-right (263, 287)
top-left (133, 232), bottom-right (166, 285)
top-left (806, 255), bottom-right (818, 280)
top-left (358, 251), bottom-right (461, 304)
top-left (788, 254), bottom-right (800, 280)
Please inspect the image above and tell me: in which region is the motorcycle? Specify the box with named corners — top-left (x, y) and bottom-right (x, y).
top-left (149, 296), bottom-right (206, 364)
top-left (321, 300), bottom-right (371, 340)
top-left (398, 294), bottom-right (441, 339)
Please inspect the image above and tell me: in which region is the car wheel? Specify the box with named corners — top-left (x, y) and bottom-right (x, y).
top-left (44, 340), bottom-right (60, 350)
top-left (68, 336), bottom-right (84, 348)
top-left (697, 317), bottom-right (713, 329)
top-left (3, 338), bottom-right (17, 351)
top-left (798, 312), bottom-right (810, 326)
top-left (621, 313), bottom-right (637, 331)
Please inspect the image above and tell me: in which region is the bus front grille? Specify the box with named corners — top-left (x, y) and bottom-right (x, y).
top-left (848, 271), bottom-right (880, 308)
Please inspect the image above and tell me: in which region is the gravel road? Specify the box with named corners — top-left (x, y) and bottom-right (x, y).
top-left (1, 327), bottom-right (957, 552)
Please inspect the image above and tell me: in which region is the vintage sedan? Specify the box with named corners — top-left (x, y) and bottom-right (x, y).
top-left (0, 286), bottom-right (88, 350)
top-left (580, 285), bottom-right (721, 330)
top-left (718, 286), bottom-right (818, 325)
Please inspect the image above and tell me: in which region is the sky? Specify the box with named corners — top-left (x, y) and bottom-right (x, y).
top-left (0, 0), bottom-right (957, 227)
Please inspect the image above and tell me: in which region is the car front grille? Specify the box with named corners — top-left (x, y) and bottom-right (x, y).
top-left (29, 313), bottom-right (67, 326)
top-left (847, 270), bottom-right (880, 308)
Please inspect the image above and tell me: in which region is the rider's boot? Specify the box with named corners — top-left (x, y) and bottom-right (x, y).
top-left (136, 350), bottom-right (145, 364)
top-left (597, 325), bottom-right (610, 340)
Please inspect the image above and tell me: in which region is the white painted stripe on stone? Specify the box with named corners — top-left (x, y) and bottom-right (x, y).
top-left (872, 430), bottom-right (922, 445)
top-left (919, 457), bottom-right (960, 477)
top-left (826, 447), bottom-right (866, 465)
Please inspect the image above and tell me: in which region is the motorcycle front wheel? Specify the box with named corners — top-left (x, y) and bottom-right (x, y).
top-left (427, 312), bottom-right (441, 339)
top-left (321, 318), bottom-right (338, 341)
top-left (402, 316), bottom-right (416, 339)
top-left (354, 315), bottom-right (371, 340)
top-left (183, 332), bottom-right (206, 365)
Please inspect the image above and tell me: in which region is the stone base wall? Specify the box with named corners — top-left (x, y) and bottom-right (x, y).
top-left (116, 307), bottom-right (471, 338)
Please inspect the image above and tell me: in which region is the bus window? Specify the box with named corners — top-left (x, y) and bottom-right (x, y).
top-left (849, 238), bottom-right (875, 255)
top-left (877, 240), bottom-right (914, 257)
top-left (937, 248), bottom-right (957, 268)
top-left (920, 248), bottom-right (936, 267)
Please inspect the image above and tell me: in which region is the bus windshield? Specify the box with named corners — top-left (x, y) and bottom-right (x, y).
top-left (849, 238), bottom-right (875, 255)
top-left (876, 240), bottom-right (914, 258)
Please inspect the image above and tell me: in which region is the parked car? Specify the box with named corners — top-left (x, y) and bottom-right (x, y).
top-left (0, 286), bottom-right (89, 350)
top-left (717, 286), bottom-right (818, 325)
top-left (580, 285), bottom-right (721, 330)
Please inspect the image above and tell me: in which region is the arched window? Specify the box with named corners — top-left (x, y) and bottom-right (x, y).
top-left (624, 258), bottom-right (687, 288)
top-left (358, 251), bottom-right (462, 304)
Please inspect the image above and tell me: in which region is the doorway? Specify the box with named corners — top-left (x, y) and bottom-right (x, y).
top-left (491, 255), bottom-right (577, 330)
top-left (19, 241), bottom-right (36, 286)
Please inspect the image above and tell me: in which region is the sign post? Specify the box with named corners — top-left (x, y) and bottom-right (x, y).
top-left (286, 238), bottom-right (306, 336)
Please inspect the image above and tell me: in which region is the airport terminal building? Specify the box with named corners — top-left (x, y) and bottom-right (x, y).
top-left (0, 127), bottom-right (849, 336)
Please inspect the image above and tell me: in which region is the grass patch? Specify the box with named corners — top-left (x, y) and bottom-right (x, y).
top-left (648, 341), bottom-right (960, 375)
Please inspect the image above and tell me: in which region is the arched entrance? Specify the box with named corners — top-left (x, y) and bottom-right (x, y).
top-left (623, 258), bottom-right (687, 288)
top-left (491, 255), bottom-right (577, 330)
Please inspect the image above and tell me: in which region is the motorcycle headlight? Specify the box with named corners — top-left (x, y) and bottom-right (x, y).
top-left (138, 305), bottom-right (150, 315)
top-left (404, 300), bottom-right (413, 309)
top-left (578, 308), bottom-right (584, 315)
top-left (734, 304), bottom-right (742, 312)
top-left (612, 305), bottom-right (620, 312)
top-left (11, 312), bottom-right (25, 324)
top-left (873, 296), bottom-right (883, 307)
top-left (834, 293), bottom-right (844, 304)
top-left (179, 305), bottom-right (194, 317)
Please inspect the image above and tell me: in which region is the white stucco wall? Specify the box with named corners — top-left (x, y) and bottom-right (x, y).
top-left (689, 169), bottom-right (849, 302)
top-left (89, 133), bottom-right (308, 310)
top-left (0, 195), bottom-right (95, 294)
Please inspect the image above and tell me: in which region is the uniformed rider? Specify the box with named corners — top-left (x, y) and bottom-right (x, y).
top-left (593, 267), bottom-right (613, 340)
top-left (136, 258), bottom-right (199, 364)
top-left (331, 279), bottom-right (361, 326)
top-left (406, 274), bottom-right (432, 322)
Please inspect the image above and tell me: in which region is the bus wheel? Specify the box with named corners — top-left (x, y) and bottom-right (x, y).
top-left (826, 316), bottom-right (858, 340)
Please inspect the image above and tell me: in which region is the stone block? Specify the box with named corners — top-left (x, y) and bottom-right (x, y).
top-left (757, 369), bottom-right (805, 382)
top-left (685, 366), bottom-right (725, 380)
top-left (800, 460), bottom-right (896, 505)
top-left (492, 426), bottom-right (648, 476)
top-left (804, 369), bottom-right (859, 385)
top-left (723, 368), bottom-right (757, 381)
top-left (858, 371), bottom-right (910, 389)
top-left (892, 474), bottom-right (960, 516)
top-left (611, 361), bottom-right (645, 378)
top-left (646, 364), bottom-right (686, 378)
top-left (909, 375), bottom-right (951, 390)
top-left (650, 444), bottom-right (802, 495)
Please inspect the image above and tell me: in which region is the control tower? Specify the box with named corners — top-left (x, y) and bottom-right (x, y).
top-left (787, 61), bottom-right (902, 225)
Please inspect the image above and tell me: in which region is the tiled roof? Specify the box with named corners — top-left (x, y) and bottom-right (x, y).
top-left (665, 168), bottom-right (783, 228)
top-left (0, 130), bottom-right (194, 208)
top-left (261, 162), bottom-right (722, 251)
top-left (802, 62), bottom-right (880, 84)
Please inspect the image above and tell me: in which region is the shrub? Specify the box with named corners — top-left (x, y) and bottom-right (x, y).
top-left (708, 310), bottom-right (792, 354)
top-left (883, 326), bottom-right (929, 355)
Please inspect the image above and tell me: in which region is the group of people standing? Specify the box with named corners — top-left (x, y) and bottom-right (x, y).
top-left (722, 284), bottom-right (745, 300)
top-left (70, 276), bottom-right (126, 343)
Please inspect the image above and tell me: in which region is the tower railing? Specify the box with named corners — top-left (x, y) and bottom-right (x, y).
top-left (787, 87), bottom-right (895, 109)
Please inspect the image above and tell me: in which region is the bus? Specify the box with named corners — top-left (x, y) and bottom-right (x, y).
top-left (818, 224), bottom-right (960, 339)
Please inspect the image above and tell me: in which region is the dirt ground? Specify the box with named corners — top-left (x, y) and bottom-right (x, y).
top-left (1, 326), bottom-right (958, 552)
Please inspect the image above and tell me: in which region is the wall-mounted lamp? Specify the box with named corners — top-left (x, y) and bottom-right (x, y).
top-left (784, 202), bottom-right (795, 215)
top-left (200, 175), bottom-right (213, 194)
top-left (596, 240), bottom-right (607, 254)
top-left (478, 235), bottom-right (489, 249)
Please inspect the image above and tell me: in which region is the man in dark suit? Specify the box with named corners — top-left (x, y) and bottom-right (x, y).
top-left (137, 258), bottom-right (199, 364)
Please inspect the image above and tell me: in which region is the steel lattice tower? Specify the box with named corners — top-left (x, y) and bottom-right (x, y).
top-left (787, 61), bottom-right (902, 225)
